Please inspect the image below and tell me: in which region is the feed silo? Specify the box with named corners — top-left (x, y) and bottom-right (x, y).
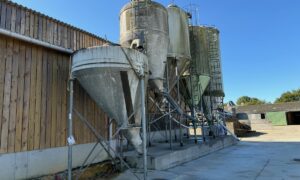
top-left (202, 26), bottom-right (224, 123)
top-left (204, 27), bottom-right (224, 97)
top-left (180, 26), bottom-right (211, 107)
top-left (167, 4), bottom-right (191, 90)
top-left (120, 0), bottom-right (169, 92)
top-left (72, 46), bottom-right (148, 154)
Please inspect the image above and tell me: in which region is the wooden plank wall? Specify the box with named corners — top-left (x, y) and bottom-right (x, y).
top-left (0, 1), bottom-right (109, 154)
top-left (0, 1), bottom-right (106, 51)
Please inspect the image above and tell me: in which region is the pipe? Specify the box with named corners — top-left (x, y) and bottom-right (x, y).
top-left (67, 79), bottom-right (74, 180)
top-left (0, 28), bottom-right (73, 54)
top-left (140, 78), bottom-right (147, 180)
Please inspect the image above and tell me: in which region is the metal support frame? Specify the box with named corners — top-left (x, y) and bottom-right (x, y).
top-left (189, 75), bottom-right (198, 144)
top-left (73, 109), bottom-right (141, 179)
top-left (146, 58), bottom-right (199, 149)
top-left (67, 77), bottom-right (143, 180)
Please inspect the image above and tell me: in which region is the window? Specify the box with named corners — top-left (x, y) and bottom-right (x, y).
top-left (261, 113), bottom-right (265, 119)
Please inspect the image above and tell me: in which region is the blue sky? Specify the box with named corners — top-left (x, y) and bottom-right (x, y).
top-left (12, 0), bottom-right (300, 103)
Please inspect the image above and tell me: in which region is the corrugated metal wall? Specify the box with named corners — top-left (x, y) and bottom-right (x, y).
top-left (0, 1), bottom-right (109, 154)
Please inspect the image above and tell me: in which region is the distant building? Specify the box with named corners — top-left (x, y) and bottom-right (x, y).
top-left (236, 102), bottom-right (300, 130)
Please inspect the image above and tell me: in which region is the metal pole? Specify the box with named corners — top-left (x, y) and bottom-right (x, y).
top-left (109, 118), bottom-right (113, 154)
top-left (189, 75), bottom-right (198, 144)
top-left (140, 78), bottom-right (147, 180)
top-left (166, 61), bottom-right (172, 150)
top-left (221, 97), bottom-right (227, 135)
top-left (176, 61), bottom-right (183, 147)
top-left (146, 89), bottom-right (151, 147)
top-left (119, 132), bottom-right (124, 171)
top-left (165, 113), bottom-right (168, 143)
top-left (148, 119), bottom-right (151, 147)
top-left (200, 96), bottom-right (206, 142)
top-left (68, 79), bottom-right (74, 180)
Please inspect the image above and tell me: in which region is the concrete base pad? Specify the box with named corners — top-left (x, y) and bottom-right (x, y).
top-left (124, 135), bottom-right (237, 170)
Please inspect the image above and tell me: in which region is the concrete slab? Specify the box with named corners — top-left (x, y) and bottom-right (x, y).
top-left (124, 136), bottom-right (237, 170)
top-left (114, 126), bottom-right (300, 180)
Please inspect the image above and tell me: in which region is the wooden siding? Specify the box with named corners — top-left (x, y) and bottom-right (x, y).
top-left (0, 1), bottom-right (106, 50)
top-left (0, 1), bottom-right (109, 154)
top-left (0, 35), bottom-right (109, 154)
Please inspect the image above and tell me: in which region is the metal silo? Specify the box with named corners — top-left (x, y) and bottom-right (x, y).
top-left (167, 5), bottom-right (191, 60)
top-left (204, 27), bottom-right (224, 97)
top-left (120, 0), bottom-right (169, 92)
top-left (72, 46), bottom-right (148, 154)
top-left (180, 26), bottom-right (212, 106)
top-left (167, 4), bottom-right (191, 89)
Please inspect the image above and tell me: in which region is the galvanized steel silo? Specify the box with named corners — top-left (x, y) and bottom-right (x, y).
top-left (167, 4), bottom-right (191, 61)
top-left (120, 0), bottom-right (169, 92)
top-left (183, 26), bottom-right (212, 106)
top-left (72, 46), bottom-right (148, 154)
top-left (204, 27), bottom-right (224, 97)
top-left (167, 4), bottom-right (191, 89)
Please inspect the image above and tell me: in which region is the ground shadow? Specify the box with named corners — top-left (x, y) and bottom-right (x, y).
top-left (238, 131), bottom-right (267, 138)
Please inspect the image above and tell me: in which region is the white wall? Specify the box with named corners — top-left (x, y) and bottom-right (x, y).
top-left (0, 141), bottom-right (116, 180)
top-left (0, 130), bottom-right (178, 179)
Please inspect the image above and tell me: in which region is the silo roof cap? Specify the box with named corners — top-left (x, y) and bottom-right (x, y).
top-left (167, 4), bottom-right (178, 8)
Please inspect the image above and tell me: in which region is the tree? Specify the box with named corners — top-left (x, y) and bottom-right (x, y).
top-left (236, 96), bottom-right (266, 106)
top-left (275, 88), bottom-right (300, 103)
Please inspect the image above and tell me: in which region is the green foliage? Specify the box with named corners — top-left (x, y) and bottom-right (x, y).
top-left (275, 88), bottom-right (300, 103)
top-left (236, 96), bottom-right (266, 106)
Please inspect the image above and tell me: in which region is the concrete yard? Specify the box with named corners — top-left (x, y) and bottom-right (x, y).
top-left (115, 125), bottom-right (300, 180)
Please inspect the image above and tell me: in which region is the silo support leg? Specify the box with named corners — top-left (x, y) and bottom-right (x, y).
top-left (140, 78), bottom-right (148, 180)
top-left (67, 79), bottom-right (74, 180)
top-left (73, 109), bottom-right (141, 180)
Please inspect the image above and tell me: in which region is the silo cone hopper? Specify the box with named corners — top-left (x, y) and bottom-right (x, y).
top-left (179, 26), bottom-right (212, 108)
top-left (180, 75), bottom-right (210, 108)
top-left (72, 46), bottom-right (148, 154)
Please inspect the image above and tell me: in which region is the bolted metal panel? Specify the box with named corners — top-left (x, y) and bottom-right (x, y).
top-left (167, 4), bottom-right (191, 90)
top-left (189, 26), bottom-right (210, 76)
top-left (120, 0), bottom-right (169, 91)
top-left (167, 4), bottom-right (191, 61)
top-left (72, 46), bottom-right (148, 153)
top-left (167, 5), bottom-right (191, 60)
top-left (189, 26), bottom-right (224, 97)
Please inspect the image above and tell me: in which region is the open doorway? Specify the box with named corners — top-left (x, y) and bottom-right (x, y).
top-left (286, 111), bottom-right (300, 125)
